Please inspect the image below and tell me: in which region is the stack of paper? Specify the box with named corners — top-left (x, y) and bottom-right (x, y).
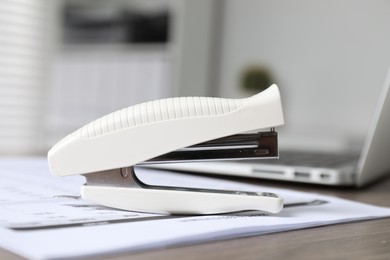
top-left (1, 158), bottom-right (389, 259)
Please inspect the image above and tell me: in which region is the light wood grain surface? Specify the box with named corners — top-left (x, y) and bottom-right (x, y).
top-left (2, 175), bottom-right (390, 260)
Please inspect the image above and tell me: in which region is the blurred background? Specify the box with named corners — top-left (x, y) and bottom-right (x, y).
top-left (1, 0), bottom-right (390, 155)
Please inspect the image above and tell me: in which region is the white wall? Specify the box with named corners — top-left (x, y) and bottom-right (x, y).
top-left (218, 0), bottom-right (390, 150)
top-left (170, 0), bottom-right (221, 96)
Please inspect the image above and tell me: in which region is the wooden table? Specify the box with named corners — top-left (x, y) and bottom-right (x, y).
top-left (2, 176), bottom-right (390, 260)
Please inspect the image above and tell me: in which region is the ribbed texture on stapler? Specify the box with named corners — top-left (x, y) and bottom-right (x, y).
top-left (73, 96), bottom-right (247, 139)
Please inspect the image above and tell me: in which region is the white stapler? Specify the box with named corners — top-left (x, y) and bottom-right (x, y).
top-left (48, 84), bottom-right (284, 215)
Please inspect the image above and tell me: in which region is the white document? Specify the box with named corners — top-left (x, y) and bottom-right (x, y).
top-left (1, 157), bottom-right (390, 259)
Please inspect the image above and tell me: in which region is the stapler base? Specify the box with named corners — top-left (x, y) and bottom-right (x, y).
top-left (81, 167), bottom-right (283, 215)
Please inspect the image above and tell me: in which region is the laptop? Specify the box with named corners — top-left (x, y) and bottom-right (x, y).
top-left (152, 66), bottom-right (390, 187)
